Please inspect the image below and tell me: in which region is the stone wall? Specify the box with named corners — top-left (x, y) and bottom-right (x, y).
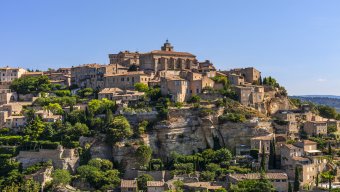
top-left (16, 146), bottom-right (79, 172)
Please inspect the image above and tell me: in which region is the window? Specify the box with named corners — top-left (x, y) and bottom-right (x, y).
top-left (121, 77), bottom-right (124, 81)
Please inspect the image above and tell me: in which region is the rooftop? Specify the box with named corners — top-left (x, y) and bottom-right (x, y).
top-left (229, 172), bottom-right (288, 181)
top-left (146, 181), bottom-right (164, 187)
top-left (104, 71), bottom-right (146, 77)
top-left (120, 180), bottom-right (137, 188)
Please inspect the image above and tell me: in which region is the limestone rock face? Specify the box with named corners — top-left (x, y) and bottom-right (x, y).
top-left (112, 143), bottom-right (139, 170)
top-left (267, 97), bottom-right (290, 115)
top-left (146, 107), bottom-right (272, 158)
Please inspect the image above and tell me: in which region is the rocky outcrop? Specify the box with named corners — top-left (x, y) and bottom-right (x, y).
top-left (147, 107), bottom-right (272, 158)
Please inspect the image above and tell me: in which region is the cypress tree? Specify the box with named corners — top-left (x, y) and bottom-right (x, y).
top-left (328, 142), bottom-right (332, 156)
top-left (260, 144), bottom-right (266, 171)
top-left (294, 167), bottom-right (300, 192)
top-left (288, 182), bottom-right (293, 192)
top-left (269, 139), bottom-right (276, 169)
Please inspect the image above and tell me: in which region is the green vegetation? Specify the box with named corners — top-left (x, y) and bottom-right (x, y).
top-left (137, 174), bottom-right (153, 191)
top-left (76, 158), bottom-right (120, 190)
top-left (10, 75), bottom-right (51, 94)
top-left (230, 173), bottom-right (275, 192)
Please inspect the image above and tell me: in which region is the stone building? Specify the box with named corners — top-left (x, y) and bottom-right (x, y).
top-left (147, 181), bottom-right (166, 192)
top-left (0, 89), bottom-right (17, 105)
top-left (109, 51), bottom-right (140, 67)
top-left (45, 72), bottom-right (71, 87)
top-left (303, 121), bottom-right (327, 136)
top-left (179, 71), bottom-right (215, 95)
top-left (251, 134), bottom-right (274, 157)
top-left (0, 67), bottom-right (26, 83)
top-left (233, 85), bottom-right (264, 106)
top-left (223, 67), bottom-right (261, 84)
top-left (98, 88), bottom-right (145, 103)
top-left (280, 140), bottom-right (327, 187)
top-left (71, 63), bottom-right (127, 89)
top-left (228, 73), bottom-right (245, 86)
top-left (104, 71), bottom-right (153, 90)
top-left (139, 40), bottom-right (197, 73)
top-left (226, 172), bottom-right (288, 192)
top-left (160, 75), bottom-right (188, 103)
top-left (0, 67), bottom-right (26, 89)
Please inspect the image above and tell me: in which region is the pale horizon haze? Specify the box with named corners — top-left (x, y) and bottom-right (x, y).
top-left (1, 1), bottom-right (340, 96)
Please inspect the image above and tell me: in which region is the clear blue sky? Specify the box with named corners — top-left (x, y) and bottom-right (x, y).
top-left (1, 0), bottom-right (340, 96)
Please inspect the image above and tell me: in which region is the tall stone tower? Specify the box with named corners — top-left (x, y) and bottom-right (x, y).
top-left (161, 39), bottom-right (174, 52)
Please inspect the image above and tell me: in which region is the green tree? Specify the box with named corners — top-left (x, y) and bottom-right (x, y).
top-left (134, 83), bottom-right (149, 92)
top-left (260, 144), bottom-right (266, 171)
top-left (318, 105), bottom-right (338, 119)
top-left (288, 182), bottom-right (293, 192)
top-left (107, 116), bottom-right (132, 142)
top-left (321, 171), bottom-right (335, 192)
top-left (24, 117), bottom-right (45, 140)
top-left (10, 75), bottom-right (51, 94)
top-left (52, 169), bottom-right (71, 187)
top-left (137, 174), bottom-right (153, 191)
top-left (188, 95), bottom-right (201, 103)
top-left (45, 103), bottom-right (63, 115)
top-left (77, 88), bottom-right (94, 98)
top-left (268, 139), bottom-right (276, 169)
top-left (136, 145), bottom-right (152, 166)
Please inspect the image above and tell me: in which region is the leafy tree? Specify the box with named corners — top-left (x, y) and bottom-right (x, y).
top-left (54, 90), bottom-right (71, 97)
top-left (318, 105), bottom-right (338, 119)
top-left (214, 148), bottom-right (232, 163)
top-left (45, 103), bottom-right (63, 115)
top-left (52, 169), bottom-right (71, 187)
top-left (77, 88), bottom-right (94, 98)
top-left (230, 174), bottom-right (275, 192)
top-left (106, 116), bottom-right (132, 142)
top-left (263, 76), bottom-right (279, 88)
top-left (24, 117), bottom-right (45, 141)
top-left (321, 171), bottom-right (335, 191)
top-left (328, 125), bottom-right (337, 134)
top-left (173, 180), bottom-right (184, 192)
top-left (188, 95), bottom-right (201, 103)
top-left (200, 171), bottom-right (215, 181)
top-left (136, 145), bottom-right (152, 166)
top-left (137, 174), bottom-right (153, 191)
top-left (134, 83), bottom-right (149, 92)
top-left (10, 75), bottom-right (51, 94)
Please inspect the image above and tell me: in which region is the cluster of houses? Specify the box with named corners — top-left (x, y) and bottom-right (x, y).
top-left (248, 106), bottom-right (340, 190)
top-left (1, 41), bottom-right (340, 191)
top-left (0, 40), bottom-right (273, 129)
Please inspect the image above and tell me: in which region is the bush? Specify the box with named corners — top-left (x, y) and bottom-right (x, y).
top-left (219, 113), bottom-right (246, 123)
top-left (188, 95), bottom-right (201, 103)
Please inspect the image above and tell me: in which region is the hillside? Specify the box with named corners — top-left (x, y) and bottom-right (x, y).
top-left (290, 95), bottom-right (340, 112)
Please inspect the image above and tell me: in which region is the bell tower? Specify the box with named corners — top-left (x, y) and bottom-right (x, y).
top-left (161, 39), bottom-right (174, 51)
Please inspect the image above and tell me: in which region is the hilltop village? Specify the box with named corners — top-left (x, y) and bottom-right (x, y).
top-left (1, 41), bottom-right (340, 192)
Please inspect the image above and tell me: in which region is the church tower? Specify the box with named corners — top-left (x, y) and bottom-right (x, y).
top-left (161, 39), bottom-right (174, 51)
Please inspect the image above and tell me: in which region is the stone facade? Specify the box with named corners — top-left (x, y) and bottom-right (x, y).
top-left (16, 146), bottom-right (79, 172)
top-left (71, 63), bottom-right (127, 89)
top-left (0, 67), bottom-right (26, 83)
top-left (104, 71), bottom-right (153, 90)
top-left (303, 121), bottom-right (327, 136)
top-left (160, 75), bottom-right (188, 102)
